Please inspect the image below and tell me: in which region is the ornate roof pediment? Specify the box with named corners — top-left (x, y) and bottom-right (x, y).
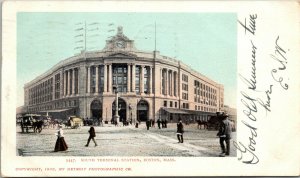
top-left (105, 52), bottom-right (137, 59)
top-left (103, 26), bottom-right (137, 51)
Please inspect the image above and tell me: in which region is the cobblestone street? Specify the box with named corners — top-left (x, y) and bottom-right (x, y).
top-left (17, 123), bottom-right (236, 157)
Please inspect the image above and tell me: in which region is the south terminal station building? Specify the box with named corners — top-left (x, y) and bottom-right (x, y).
top-left (22, 27), bottom-right (225, 123)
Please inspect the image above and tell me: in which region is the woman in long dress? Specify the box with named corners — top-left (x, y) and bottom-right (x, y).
top-left (54, 125), bottom-right (68, 152)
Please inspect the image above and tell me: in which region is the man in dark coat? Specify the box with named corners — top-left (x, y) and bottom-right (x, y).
top-left (157, 118), bottom-right (161, 129)
top-left (85, 126), bottom-right (97, 147)
top-left (146, 120), bottom-right (150, 130)
top-left (176, 118), bottom-right (184, 143)
top-left (217, 113), bottom-right (232, 156)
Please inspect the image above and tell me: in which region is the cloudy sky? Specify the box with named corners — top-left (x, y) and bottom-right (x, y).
top-left (17, 12), bottom-right (237, 108)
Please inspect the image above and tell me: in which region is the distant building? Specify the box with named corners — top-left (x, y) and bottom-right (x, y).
top-left (23, 26), bottom-right (224, 123)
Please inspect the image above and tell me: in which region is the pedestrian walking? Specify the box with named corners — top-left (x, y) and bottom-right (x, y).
top-left (157, 118), bottom-right (161, 129)
top-left (54, 125), bottom-right (68, 152)
top-left (146, 120), bottom-right (150, 130)
top-left (176, 119), bottom-right (184, 143)
top-left (85, 126), bottom-right (97, 147)
top-left (217, 113), bottom-right (232, 157)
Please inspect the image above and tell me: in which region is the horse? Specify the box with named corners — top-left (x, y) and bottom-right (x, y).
top-left (33, 120), bottom-right (44, 133)
top-left (197, 120), bottom-right (208, 130)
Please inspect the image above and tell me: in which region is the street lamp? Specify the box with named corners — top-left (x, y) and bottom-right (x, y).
top-left (113, 86), bottom-right (120, 125)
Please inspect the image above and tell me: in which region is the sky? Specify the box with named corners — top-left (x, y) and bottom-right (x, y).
top-left (17, 12), bottom-right (237, 108)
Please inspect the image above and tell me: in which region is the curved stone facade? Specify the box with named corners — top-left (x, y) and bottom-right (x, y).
top-left (24, 27), bottom-right (224, 123)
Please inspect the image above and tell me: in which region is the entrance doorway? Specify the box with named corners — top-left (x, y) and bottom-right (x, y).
top-left (112, 98), bottom-right (127, 122)
top-left (91, 100), bottom-right (102, 120)
top-left (137, 100), bottom-right (149, 122)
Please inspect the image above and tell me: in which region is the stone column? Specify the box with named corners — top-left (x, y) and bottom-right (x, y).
top-left (174, 71), bottom-right (177, 97)
top-left (76, 68), bottom-right (79, 94)
top-left (95, 66), bottom-right (99, 93)
top-left (68, 69), bottom-right (71, 96)
top-left (87, 66), bottom-right (91, 93)
top-left (170, 70), bottom-right (172, 96)
top-left (140, 65), bottom-right (144, 94)
top-left (72, 68), bottom-right (75, 95)
top-left (160, 68), bottom-right (163, 94)
top-left (127, 64), bottom-right (131, 93)
top-left (132, 64), bottom-right (136, 93)
top-left (63, 71), bottom-right (66, 97)
top-left (166, 69), bottom-right (169, 96)
top-left (104, 64), bottom-right (107, 92)
top-left (60, 70), bottom-right (64, 98)
top-left (108, 64), bottom-right (112, 92)
top-left (149, 67), bottom-right (153, 94)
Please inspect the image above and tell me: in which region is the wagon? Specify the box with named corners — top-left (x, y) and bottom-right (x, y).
top-left (19, 114), bottom-right (44, 133)
top-left (64, 116), bottom-right (83, 129)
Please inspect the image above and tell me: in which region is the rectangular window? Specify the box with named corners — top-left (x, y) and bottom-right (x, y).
top-left (123, 76), bottom-right (127, 84)
top-left (135, 67), bottom-right (140, 93)
top-left (113, 76), bottom-right (116, 85)
top-left (170, 101), bottom-right (173, 107)
top-left (117, 76), bottom-right (122, 84)
top-left (117, 68), bottom-right (123, 73)
top-left (163, 101), bottom-right (167, 107)
top-left (175, 102), bottom-right (177, 108)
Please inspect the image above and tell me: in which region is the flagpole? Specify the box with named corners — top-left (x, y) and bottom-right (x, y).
top-left (155, 21), bottom-right (157, 52)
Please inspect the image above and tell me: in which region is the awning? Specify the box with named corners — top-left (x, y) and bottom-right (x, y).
top-left (162, 108), bottom-right (217, 115)
top-left (190, 110), bottom-right (217, 116)
top-left (38, 108), bottom-right (75, 113)
top-left (162, 108), bottom-right (190, 114)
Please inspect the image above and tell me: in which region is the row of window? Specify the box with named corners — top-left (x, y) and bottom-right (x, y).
top-left (88, 65), bottom-right (153, 94)
top-left (194, 88), bottom-right (217, 100)
top-left (28, 78), bottom-right (53, 105)
top-left (28, 100), bottom-right (78, 113)
top-left (182, 93), bottom-right (189, 100)
top-left (182, 103), bottom-right (189, 109)
top-left (194, 80), bottom-right (217, 94)
top-left (194, 105), bottom-right (217, 112)
top-left (194, 97), bottom-right (217, 106)
top-left (163, 100), bottom-right (178, 108)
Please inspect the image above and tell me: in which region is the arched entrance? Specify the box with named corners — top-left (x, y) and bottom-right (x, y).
top-left (137, 100), bottom-right (149, 122)
top-left (91, 100), bottom-right (102, 119)
top-left (112, 98), bottom-right (127, 122)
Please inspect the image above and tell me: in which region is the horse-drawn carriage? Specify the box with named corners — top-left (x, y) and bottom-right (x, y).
top-left (64, 116), bottom-right (83, 129)
top-left (206, 112), bottom-right (236, 131)
top-left (19, 114), bottom-right (45, 133)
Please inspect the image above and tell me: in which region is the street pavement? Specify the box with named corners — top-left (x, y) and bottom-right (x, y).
top-left (16, 123), bottom-right (236, 157)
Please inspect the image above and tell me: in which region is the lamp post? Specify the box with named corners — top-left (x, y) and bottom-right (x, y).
top-left (113, 86), bottom-right (120, 125)
top-left (129, 104), bottom-right (132, 125)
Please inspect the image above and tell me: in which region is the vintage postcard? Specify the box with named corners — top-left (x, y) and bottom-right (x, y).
top-left (1, 0), bottom-right (300, 177)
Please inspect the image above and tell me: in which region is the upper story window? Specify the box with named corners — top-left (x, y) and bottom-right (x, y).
top-left (182, 74), bottom-right (188, 82)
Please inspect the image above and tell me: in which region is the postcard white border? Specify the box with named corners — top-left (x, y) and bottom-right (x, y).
top-left (2, 1), bottom-right (300, 176)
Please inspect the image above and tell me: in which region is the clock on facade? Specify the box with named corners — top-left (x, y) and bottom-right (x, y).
top-left (115, 40), bottom-right (125, 48)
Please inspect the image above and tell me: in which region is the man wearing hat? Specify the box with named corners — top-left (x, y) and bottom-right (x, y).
top-left (217, 113), bottom-right (232, 156)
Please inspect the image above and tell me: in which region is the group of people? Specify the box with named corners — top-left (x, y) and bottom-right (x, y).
top-left (176, 113), bottom-right (232, 156)
top-left (54, 114), bottom-right (232, 157)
